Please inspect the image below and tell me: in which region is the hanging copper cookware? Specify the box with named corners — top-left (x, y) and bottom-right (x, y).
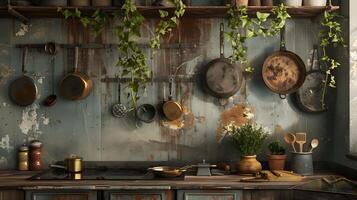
top-left (9, 47), bottom-right (38, 106)
top-left (201, 23), bottom-right (242, 99)
top-left (162, 76), bottom-right (183, 121)
top-left (262, 27), bottom-right (306, 99)
top-left (60, 47), bottom-right (93, 100)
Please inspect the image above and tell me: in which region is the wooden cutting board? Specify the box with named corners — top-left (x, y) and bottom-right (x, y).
top-left (240, 170), bottom-right (304, 182)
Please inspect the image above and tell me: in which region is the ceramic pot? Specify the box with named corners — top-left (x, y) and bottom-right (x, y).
top-left (92, 0), bottom-right (111, 6)
top-left (261, 0), bottom-right (273, 6)
top-left (268, 154), bottom-right (287, 170)
top-left (249, 0), bottom-right (260, 6)
top-left (281, 0), bottom-right (302, 6)
top-left (41, 0), bottom-right (67, 6)
top-left (232, 0), bottom-right (248, 6)
top-left (237, 155), bottom-right (262, 174)
top-left (303, 0), bottom-right (326, 6)
top-left (69, 0), bottom-right (90, 6)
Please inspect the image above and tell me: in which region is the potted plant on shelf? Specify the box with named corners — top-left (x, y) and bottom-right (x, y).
top-left (267, 141), bottom-right (287, 170)
top-left (224, 122), bottom-right (268, 174)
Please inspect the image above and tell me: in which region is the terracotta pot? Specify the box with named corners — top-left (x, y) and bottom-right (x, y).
top-left (261, 0), bottom-right (273, 6)
top-left (232, 0), bottom-right (248, 6)
top-left (92, 0), bottom-right (112, 6)
top-left (69, 0), bottom-right (90, 6)
top-left (249, 0), bottom-right (261, 6)
top-left (268, 154), bottom-right (287, 170)
top-left (303, 0), bottom-right (326, 6)
top-left (237, 155), bottom-right (262, 174)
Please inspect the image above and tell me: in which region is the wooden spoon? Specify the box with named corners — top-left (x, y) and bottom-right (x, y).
top-left (309, 139), bottom-right (319, 153)
top-left (284, 133), bottom-right (297, 153)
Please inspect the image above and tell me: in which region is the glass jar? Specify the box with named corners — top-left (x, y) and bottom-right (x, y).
top-left (18, 144), bottom-right (29, 171)
top-left (29, 140), bottom-right (43, 171)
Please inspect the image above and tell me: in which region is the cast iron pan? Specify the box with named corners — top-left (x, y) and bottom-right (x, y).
top-left (294, 45), bottom-right (326, 113)
top-left (201, 23), bottom-right (242, 99)
top-left (9, 47), bottom-right (37, 106)
top-left (262, 27), bottom-right (306, 99)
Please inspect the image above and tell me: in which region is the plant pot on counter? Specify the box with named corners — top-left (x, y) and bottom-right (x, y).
top-left (281, 0), bottom-right (302, 6)
top-left (92, 0), bottom-right (111, 6)
top-left (69, 0), bottom-right (90, 6)
top-left (303, 0), bottom-right (326, 6)
top-left (268, 154), bottom-right (287, 170)
top-left (237, 155), bottom-right (262, 175)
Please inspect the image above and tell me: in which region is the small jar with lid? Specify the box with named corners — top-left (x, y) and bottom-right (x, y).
top-left (18, 144), bottom-right (29, 171)
top-left (29, 140), bottom-right (43, 171)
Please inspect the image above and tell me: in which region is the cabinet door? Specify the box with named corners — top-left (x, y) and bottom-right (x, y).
top-left (0, 190), bottom-right (24, 200)
top-left (26, 190), bottom-right (97, 200)
top-left (105, 190), bottom-right (174, 200)
top-left (177, 190), bottom-right (242, 200)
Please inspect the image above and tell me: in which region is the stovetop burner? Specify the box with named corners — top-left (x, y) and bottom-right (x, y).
top-left (29, 167), bottom-right (185, 180)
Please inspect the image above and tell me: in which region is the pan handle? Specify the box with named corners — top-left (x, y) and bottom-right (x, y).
top-left (219, 23), bottom-right (224, 58)
top-left (279, 94), bottom-right (286, 99)
top-left (22, 46), bottom-right (28, 74)
top-left (74, 46), bottom-right (79, 72)
top-left (168, 76), bottom-right (174, 100)
top-left (280, 26), bottom-right (287, 51)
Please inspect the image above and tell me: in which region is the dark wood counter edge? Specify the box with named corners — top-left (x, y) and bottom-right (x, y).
top-left (0, 171), bottom-right (336, 190)
top-left (346, 153), bottom-right (357, 161)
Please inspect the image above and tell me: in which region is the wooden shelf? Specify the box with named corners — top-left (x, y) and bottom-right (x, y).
top-left (0, 5), bottom-right (340, 23)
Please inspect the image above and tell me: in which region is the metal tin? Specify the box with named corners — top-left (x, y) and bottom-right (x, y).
top-left (18, 144), bottom-right (29, 171)
top-left (65, 155), bottom-right (82, 173)
top-left (291, 152), bottom-right (313, 176)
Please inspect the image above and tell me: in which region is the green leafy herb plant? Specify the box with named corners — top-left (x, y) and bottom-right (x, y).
top-left (150, 0), bottom-right (186, 49)
top-left (226, 4), bottom-right (290, 72)
top-left (224, 122), bottom-right (269, 156)
top-left (268, 141), bottom-right (285, 155)
top-left (319, 10), bottom-right (346, 108)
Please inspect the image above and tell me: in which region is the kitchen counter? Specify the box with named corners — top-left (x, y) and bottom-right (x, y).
top-left (0, 170), bottom-right (340, 190)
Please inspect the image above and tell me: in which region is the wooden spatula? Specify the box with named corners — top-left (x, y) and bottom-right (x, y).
top-left (295, 132), bottom-right (307, 152)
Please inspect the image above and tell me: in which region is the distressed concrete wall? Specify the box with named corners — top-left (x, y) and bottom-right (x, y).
top-left (0, 14), bottom-right (333, 169)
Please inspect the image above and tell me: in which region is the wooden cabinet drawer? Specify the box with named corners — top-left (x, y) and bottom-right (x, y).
top-left (105, 190), bottom-right (174, 200)
top-left (177, 190), bottom-right (242, 200)
top-left (25, 190), bottom-right (97, 200)
top-left (0, 190), bottom-right (24, 200)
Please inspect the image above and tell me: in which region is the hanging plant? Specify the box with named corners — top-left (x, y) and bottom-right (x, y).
top-left (319, 10), bottom-right (346, 108)
top-left (226, 4), bottom-right (290, 72)
top-left (59, 8), bottom-right (110, 37)
top-left (60, 0), bottom-right (150, 110)
top-left (113, 0), bottom-right (149, 110)
top-left (150, 0), bottom-right (186, 49)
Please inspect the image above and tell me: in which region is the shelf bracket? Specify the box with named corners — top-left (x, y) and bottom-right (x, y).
top-left (7, 5), bottom-right (29, 24)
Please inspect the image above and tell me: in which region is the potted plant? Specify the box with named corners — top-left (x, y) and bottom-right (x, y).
top-left (267, 141), bottom-right (287, 170)
top-left (224, 122), bottom-right (268, 174)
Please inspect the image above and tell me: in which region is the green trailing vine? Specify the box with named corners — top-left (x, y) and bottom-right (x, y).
top-left (226, 4), bottom-right (290, 72)
top-left (319, 10), bottom-right (346, 108)
top-left (150, 0), bottom-right (186, 49)
top-left (59, 8), bottom-right (110, 37)
top-left (113, 0), bottom-right (149, 109)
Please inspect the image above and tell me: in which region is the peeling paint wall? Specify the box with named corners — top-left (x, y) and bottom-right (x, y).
top-left (0, 13), bottom-right (335, 169)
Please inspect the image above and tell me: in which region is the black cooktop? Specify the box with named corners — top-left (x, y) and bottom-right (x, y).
top-left (30, 167), bottom-right (184, 180)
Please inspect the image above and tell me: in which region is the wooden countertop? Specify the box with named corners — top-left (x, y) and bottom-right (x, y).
top-left (0, 171), bottom-right (336, 190)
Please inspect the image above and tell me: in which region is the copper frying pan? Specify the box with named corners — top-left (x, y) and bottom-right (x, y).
top-left (262, 27), bottom-right (306, 99)
top-left (60, 47), bottom-right (93, 100)
top-left (162, 76), bottom-right (183, 121)
top-left (9, 47), bottom-right (37, 106)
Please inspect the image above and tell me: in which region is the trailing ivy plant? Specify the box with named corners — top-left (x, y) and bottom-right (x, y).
top-left (113, 0), bottom-right (149, 109)
top-left (60, 0), bottom-right (150, 110)
top-left (226, 4), bottom-right (290, 72)
top-left (59, 8), bottom-right (110, 37)
top-left (319, 10), bottom-right (346, 108)
top-left (150, 0), bottom-right (186, 49)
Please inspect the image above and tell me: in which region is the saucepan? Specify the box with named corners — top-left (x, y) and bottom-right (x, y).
top-left (50, 155), bottom-right (83, 173)
top-left (148, 165), bottom-right (191, 178)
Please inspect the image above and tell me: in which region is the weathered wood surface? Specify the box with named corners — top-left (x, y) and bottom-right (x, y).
top-left (0, 171), bottom-right (337, 190)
